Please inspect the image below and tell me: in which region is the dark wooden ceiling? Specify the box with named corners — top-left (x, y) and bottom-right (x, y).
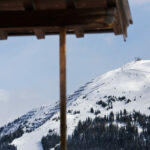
top-left (0, 0), bottom-right (132, 39)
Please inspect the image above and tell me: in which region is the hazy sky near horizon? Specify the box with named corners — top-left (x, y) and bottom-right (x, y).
top-left (0, 0), bottom-right (150, 126)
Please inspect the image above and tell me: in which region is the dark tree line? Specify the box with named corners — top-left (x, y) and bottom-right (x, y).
top-left (41, 133), bottom-right (59, 150)
top-left (42, 110), bottom-right (150, 150)
top-left (96, 96), bottom-right (133, 110)
top-left (0, 127), bottom-right (24, 150)
top-left (0, 144), bottom-right (16, 150)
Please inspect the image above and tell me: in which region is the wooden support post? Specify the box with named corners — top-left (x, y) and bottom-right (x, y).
top-left (59, 27), bottom-right (67, 150)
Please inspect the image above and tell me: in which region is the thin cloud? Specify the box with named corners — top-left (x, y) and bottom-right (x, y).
top-left (130, 0), bottom-right (150, 5)
top-left (104, 36), bottom-right (115, 46)
top-left (0, 88), bottom-right (53, 126)
top-left (0, 89), bottom-right (10, 103)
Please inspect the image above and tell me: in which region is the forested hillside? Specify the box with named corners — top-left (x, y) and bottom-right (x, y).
top-left (1, 60), bottom-right (150, 150)
top-left (42, 110), bottom-right (150, 150)
top-left (0, 127), bottom-right (23, 150)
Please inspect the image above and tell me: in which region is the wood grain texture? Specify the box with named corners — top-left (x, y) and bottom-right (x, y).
top-left (0, 0), bottom-right (132, 39)
top-left (60, 28), bottom-right (67, 150)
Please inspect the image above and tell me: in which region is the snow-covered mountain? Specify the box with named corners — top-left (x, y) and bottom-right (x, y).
top-left (1, 60), bottom-right (150, 150)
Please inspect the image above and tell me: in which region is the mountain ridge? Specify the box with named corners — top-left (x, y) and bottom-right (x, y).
top-left (1, 59), bottom-right (150, 150)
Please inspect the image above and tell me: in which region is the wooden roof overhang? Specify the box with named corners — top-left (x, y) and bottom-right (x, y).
top-left (0, 1), bottom-right (132, 150)
top-left (0, 0), bottom-right (132, 40)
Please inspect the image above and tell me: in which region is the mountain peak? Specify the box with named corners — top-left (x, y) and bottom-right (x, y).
top-left (1, 60), bottom-right (150, 150)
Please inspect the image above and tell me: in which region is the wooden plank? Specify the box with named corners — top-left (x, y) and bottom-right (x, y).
top-left (60, 27), bottom-right (67, 150)
top-left (121, 0), bottom-right (133, 25)
top-left (34, 0), bottom-right (66, 10)
top-left (66, 0), bottom-right (76, 9)
top-left (115, 0), bottom-right (132, 40)
top-left (0, 0), bottom-right (24, 11)
top-left (0, 24), bottom-right (114, 38)
top-left (0, 0), bottom-right (66, 10)
top-left (0, 28), bottom-right (113, 38)
top-left (0, 8), bottom-right (116, 28)
top-left (116, 0), bottom-right (127, 40)
top-left (22, 0), bottom-right (36, 10)
top-left (0, 0), bottom-right (108, 10)
top-left (75, 0), bottom-right (107, 8)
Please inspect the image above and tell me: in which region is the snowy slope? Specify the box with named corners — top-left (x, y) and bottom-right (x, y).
top-left (2, 60), bottom-right (150, 150)
top-left (0, 103), bottom-right (60, 137)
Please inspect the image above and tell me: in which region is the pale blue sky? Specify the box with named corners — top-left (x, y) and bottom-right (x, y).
top-left (0, 0), bottom-right (150, 126)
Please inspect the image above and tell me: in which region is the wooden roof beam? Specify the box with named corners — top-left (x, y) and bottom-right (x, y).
top-left (22, 0), bottom-right (36, 10)
top-left (116, 0), bottom-right (133, 40)
top-left (0, 31), bottom-right (8, 40)
top-left (66, 0), bottom-right (76, 9)
top-left (34, 29), bottom-right (45, 39)
top-left (75, 0), bottom-right (107, 9)
top-left (0, 8), bottom-right (116, 28)
top-left (0, 0), bottom-right (24, 11)
top-left (75, 28), bottom-right (84, 38)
